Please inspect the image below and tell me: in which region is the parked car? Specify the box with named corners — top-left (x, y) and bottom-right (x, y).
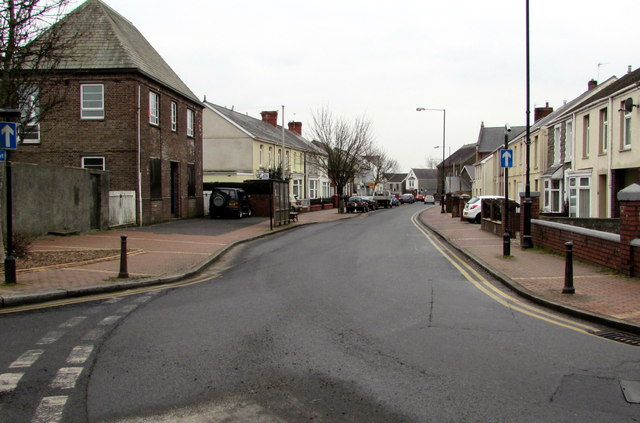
top-left (424, 194), bottom-right (436, 204)
top-left (346, 196), bottom-right (369, 213)
top-left (210, 187), bottom-right (251, 219)
top-left (462, 195), bottom-right (517, 224)
top-left (400, 193), bottom-right (415, 204)
top-left (289, 194), bottom-right (303, 212)
top-left (362, 196), bottom-right (378, 210)
top-left (390, 196), bottom-right (400, 207)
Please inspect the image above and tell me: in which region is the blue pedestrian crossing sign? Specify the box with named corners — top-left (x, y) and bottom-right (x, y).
top-left (0, 122), bottom-right (17, 150)
top-left (500, 149), bottom-right (513, 168)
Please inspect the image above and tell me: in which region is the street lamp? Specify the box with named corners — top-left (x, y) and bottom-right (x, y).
top-left (416, 107), bottom-right (446, 213)
top-left (434, 145), bottom-right (451, 195)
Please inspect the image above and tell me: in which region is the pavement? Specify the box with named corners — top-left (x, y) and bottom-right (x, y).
top-left (1, 206), bottom-right (639, 336)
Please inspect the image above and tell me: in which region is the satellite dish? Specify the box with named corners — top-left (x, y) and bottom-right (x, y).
top-left (624, 97), bottom-right (636, 113)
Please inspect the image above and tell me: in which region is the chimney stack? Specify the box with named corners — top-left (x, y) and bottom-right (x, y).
top-left (534, 102), bottom-right (553, 122)
top-left (260, 110), bottom-right (278, 127)
top-left (288, 121), bottom-right (302, 135)
top-left (588, 79), bottom-right (598, 91)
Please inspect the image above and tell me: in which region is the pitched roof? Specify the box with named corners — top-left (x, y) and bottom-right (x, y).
top-left (50, 0), bottom-right (199, 103)
top-left (412, 168), bottom-right (438, 179)
top-left (437, 143), bottom-right (476, 168)
top-left (387, 173), bottom-right (407, 183)
top-left (573, 68), bottom-right (640, 111)
top-left (477, 124), bottom-right (526, 153)
top-left (204, 102), bottom-right (314, 151)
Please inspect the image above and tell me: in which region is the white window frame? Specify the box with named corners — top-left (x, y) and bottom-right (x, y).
top-left (543, 178), bottom-right (561, 213)
top-left (553, 125), bottom-right (562, 164)
top-left (171, 101), bottom-right (177, 132)
top-left (187, 109), bottom-right (194, 137)
top-left (292, 179), bottom-right (302, 197)
top-left (322, 181), bottom-right (330, 198)
top-left (81, 84), bottom-right (104, 120)
top-left (259, 145), bottom-right (264, 166)
top-left (568, 175), bottom-right (591, 217)
top-left (309, 179), bottom-right (318, 199)
top-left (582, 115), bottom-right (590, 157)
top-left (82, 156), bottom-right (105, 170)
top-left (21, 87), bottom-right (40, 144)
top-left (149, 91), bottom-right (159, 126)
top-left (623, 108), bottom-right (632, 150)
top-left (565, 120), bottom-right (573, 162)
top-left (599, 108), bottom-right (608, 153)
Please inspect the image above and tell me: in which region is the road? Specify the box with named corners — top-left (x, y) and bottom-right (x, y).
top-left (1, 204), bottom-right (639, 422)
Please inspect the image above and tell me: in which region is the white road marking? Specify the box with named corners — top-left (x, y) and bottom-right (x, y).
top-left (103, 297), bottom-right (124, 304)
top-left (0, 372), bottom-right (24, 393)
top-left (98, 315), bottom-right (121, 326)
top-left (58, 316), bottom-right (87, 328)
top-left (36, 331), bottom-right (64, 345)
top-left (33, 396), bottom-right (68, 423)
top-left (66, 345), bottom-right (94, 364)
top-left (50, 367), bottom-right (83, 390)
top-left (9, 349), bottom-right (44, 368)
top-left (82, 328), bottom-right (105, 341)
top-left (117, 304), bottom-right (137, 313)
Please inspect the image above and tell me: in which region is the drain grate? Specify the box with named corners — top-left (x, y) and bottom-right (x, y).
top-left (595, 330), bottom-right (640, 347)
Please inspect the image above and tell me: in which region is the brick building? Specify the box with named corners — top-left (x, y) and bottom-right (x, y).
top-left (13, 0), bottom-right (203, 225)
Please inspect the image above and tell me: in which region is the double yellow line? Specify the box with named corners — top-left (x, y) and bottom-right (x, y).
top-left (411, 211), bottom-right (598, 335)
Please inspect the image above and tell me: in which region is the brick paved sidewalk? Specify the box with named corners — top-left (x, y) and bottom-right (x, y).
top-left (0, 208), bottom-right (356, 307)
top-left (419, 206), bottom-right (640, 332)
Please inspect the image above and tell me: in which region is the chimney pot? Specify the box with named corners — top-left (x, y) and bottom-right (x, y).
top-left (260, 111), bottom-right (278, 127)
top-left (534, 103), bottom-right (553, 122)
top-left (288, 121), bottom-right (302, 135)
top-left (588, 79), bottom-right (597, 90)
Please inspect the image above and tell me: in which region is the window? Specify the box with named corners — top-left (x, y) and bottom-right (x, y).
top-left (544, 179), bottom-right (561, 212)
top-left (187, 163), bottom-right (196, 197)
top-left (259, 145), bottom-right (264, 166)
top-left (149, 92), bottom-right (159, 125)
top-left (309, 179), bottom-right (318, 199)
top-left (568, 176), bottom-right (591, 217)
top-left (81, 84), bottom-right (104, 119)
top-left (21, 87), bottom-right (40, 143)
top-left (623, 104), bottom-right (632, 149)
top-left (285, 151), bottom-right (290, 170)
top-left (171, 102), bottom-right (177, 131)
top-left (565, 121), bottom-right (573, 162)
top-left (322, 181), bottom-right (330, 198)
top-left (582, 115), bottom-right (590, 157)
top-left (82, 157), bottom-right (105, 170)
top-left (553, 125), bottom-right (562, 164)
top-left (268, 146), bottom-right (273, 166)
top-left (187, 109), bottom-right (194, 137)
top-left (292, 179), bottom-right (302, 197)
top-left (150, 158), bottom-right (162, 199)
top-left (599, 108), bottom-right (608, 153)
top-left (533, 135), bottom-right (538, 169)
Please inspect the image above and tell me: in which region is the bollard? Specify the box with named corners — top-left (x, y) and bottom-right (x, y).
top-left (503, 232), bottom-right (511, 257)
top-left (118, 235), bottom-right (129, 278)
top-left (562, 241), bottom-right (575, 294)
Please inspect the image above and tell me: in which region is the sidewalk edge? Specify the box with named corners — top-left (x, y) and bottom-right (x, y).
top-left (417, 211), bottom-right (640, 336)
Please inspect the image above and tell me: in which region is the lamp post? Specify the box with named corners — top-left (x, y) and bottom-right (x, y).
top-left (434, 145), bottom-right (451, 195)
top-left (522, 0), bottom-right (533, 248)
top-left (417, 107), bottom-right (446, 213)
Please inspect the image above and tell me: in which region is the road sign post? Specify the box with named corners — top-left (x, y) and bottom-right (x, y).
top-left (1, 111), bottom-right (21, 284)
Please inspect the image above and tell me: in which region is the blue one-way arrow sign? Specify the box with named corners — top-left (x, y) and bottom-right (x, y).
top-left (1, 122), bottom-right (17, 150)
top-left (500, 149), bottom-right (513, 168)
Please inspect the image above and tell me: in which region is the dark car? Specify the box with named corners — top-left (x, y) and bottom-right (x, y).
top-left (362, 196), bottom-right (378, 211)
top-left (346, 196), bottom-right (369, 213)
top-left (210, 187), bottom-right (251, 219)
top-left (400, 193), bottom-right (415, 204)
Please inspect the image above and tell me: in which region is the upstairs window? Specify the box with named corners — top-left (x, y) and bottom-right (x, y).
top-left (21, 87), bottom-right (40, 144)
top-left (187, 109), bottom-right (194, 137)
top-left (81, 84), bottom-right (104, 119)
top-left (82, 157), bottom-right (105, 170)
top-left (171, 102), bottom-right (177, 132)
top-left (622, 103), bottom-right (632, 149)
top-left (149, 92), bottom-right (159, 126)
top-left (582, 115), bottom-right (590, 158)
top-left (599, 108), bottom-right (608, 153)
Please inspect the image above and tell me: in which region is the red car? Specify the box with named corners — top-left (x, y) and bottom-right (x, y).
top-left (416, 194), bottom-right (425, 202)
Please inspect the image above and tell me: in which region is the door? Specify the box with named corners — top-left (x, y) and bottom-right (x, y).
top-left (170, 162), bottom-right (179, 218)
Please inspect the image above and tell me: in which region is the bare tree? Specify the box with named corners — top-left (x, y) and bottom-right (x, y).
top-left (1, 0), bottom-right (75, 136)
top-left (309, 107), bottom-right (374, 213)
top-left (367, 148), bottom-right (398, 193)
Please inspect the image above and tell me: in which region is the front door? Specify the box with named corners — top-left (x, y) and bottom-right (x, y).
top-left (171, 162), bottom-right (179, 218)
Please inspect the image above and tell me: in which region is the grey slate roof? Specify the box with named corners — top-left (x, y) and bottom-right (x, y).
top-left (573, 68), bottom-right (640, 111)
top-left (477, 124), bottom-right (526, 153)
top-left (50, 0), bottom-right (199, 103)
top-left (412, 168), bottom-right (438, 179)
top-left (387, 173), bottom-right (407, 183)
top-left (205, 102), bottom-right (314, 151)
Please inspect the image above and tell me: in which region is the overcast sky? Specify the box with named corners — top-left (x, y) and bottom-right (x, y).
top-left (69, 0), bottom-right (639, 172)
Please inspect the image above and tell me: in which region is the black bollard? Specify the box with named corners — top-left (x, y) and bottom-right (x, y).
top-left (503, 232), bottom-right (511, 257)
top-left (118, 235), bottom-right (129, 278)
top-left (562, 241), bottom-right (575, 294)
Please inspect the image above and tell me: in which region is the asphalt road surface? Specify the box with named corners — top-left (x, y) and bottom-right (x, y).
top-left (1, 204), bottom-right (639, 422)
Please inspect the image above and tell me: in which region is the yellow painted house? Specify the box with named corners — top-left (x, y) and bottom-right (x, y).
top-left (202, 102), bottom-right (314, 197)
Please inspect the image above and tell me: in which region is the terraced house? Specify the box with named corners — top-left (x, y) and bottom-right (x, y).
top-left (12, 0), bottom-right (204, 226)
top-left (202, 104), bottom-right (330, 199)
